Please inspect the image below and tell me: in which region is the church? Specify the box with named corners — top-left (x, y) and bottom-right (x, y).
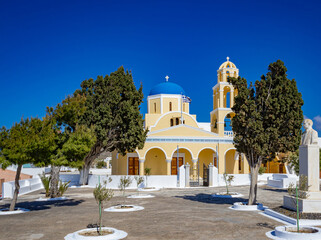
top-left (111, 58), bottom-right (285, 180)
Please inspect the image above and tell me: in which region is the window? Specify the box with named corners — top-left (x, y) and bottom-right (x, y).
top-left (176, 118), bottom-right (179, 125)
top-left (170, 119), bottom-right (174, 127)
top-left (238, 155), bottom-right (242, 171)
top-left (154, 103), bottom-right (156, 113)
top-left (183, 103), bottom-right (185, 112)
top-left (169, 102), bottom-right (172, 111)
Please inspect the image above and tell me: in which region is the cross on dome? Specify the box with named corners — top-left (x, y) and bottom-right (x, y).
top-left (226, 56), bottom-right (230, 62)
top-left (165, 75), bottom-right (169, 82)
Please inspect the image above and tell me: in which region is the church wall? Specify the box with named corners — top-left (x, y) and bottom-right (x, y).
top-left (162, 97), bottom-right (179, 113)
top-left (149, 98), bottom-right (161, 114)
top-left (144, 148), bottom-right (167, 175)
top-left (151, 113), bottom-right (199, 131)
top-left (144, 114), bottom-right (161, 129)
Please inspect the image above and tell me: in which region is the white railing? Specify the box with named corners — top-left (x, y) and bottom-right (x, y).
top-left (224, 131), bottom-right (233, 137)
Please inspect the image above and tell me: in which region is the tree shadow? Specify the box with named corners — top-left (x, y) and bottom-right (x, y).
top-left (262, 187), bottom-right (287, 193)
top-left (175, 193), bottom-right (248, 205)
top-left (0, 199), bottom-right (84, 212)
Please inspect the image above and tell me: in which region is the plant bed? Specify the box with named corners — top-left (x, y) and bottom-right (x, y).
top-left (0, 207), bottom-right (30, 215)
top-left (64, 227), bottom-right (127, 240)
top-left (138, 187), bottom-right (160, 192)
top-left (36, 196), bottom-right (68, 202)
top-left (212, 192), bottom-right (244, 198)
top-left (266, 225), bottom-right (321, 239)
top-left (127, 194), bottom-right (155, 199)
top-left (230, 202), bottom-right (264, 211)
top-left (104, 205), bottom-right (144, 212)
top-left (272, 206), bottom-right (321, 220)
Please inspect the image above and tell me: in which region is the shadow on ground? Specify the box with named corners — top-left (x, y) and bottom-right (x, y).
top-left (262, 187), bottom-right (287, 193)
top-left (175, 193), bottom-right (248, 205)
top-left (0, 199), bottom-right (84, 211)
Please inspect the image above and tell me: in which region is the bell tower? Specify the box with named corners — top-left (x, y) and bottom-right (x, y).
top-left (211, 57), bottom-right (239, 136)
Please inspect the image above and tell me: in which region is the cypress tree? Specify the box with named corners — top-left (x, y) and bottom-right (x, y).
top-left (228, 60), bottom-right (303, 205)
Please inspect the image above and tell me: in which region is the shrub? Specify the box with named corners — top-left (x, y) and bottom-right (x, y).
top-left (93, 178), bottom-right (113, 235)
top-left (223, 172), bottom-right (234, 195)
top-left (39, 173), bottom-right (51, 197)
top-left (118, 176), bottom-right (132, 205)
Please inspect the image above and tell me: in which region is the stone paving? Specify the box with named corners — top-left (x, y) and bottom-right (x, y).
top-left (0, 185), bottom-right (288, 240)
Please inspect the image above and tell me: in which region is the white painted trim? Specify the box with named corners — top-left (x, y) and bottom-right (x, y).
top-left (210, 108), bottom-right (232, 115)
top-left (196, 147), bottom-right (217, 159)
top-left (143, 146), bottom-right (168, 159)
top-left (149, 111), bottom-right (200, 130)
top-left (127, 153), bottom-right (139, 157)
top-left (212, 82), bottom-right (233, 90)
top-left (148, 123), bottom-right (218, 136)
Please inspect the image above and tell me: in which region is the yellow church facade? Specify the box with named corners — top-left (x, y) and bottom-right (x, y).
top-left (112, 58), bottom-right (284, 179)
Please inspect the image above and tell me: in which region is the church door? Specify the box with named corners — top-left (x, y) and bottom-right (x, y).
top-left (171, 157), bottom-right (183, 175)
top-left (128, 157), bottom-right (139, 175)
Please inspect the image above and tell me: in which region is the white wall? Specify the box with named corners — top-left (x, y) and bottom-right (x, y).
top-left (3, 178), bottom-right (43, 199)
top-left (88, 175), bottom-right (177, 189)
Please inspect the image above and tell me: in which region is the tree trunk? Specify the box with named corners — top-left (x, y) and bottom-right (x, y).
top-left (49, 165), bottom-right (61, 198)
top-left (9, 164), bottom-right (22, 211)
top-left (248, 163), bottom-right (260, 205)
top-left (79, 163), bottom-right (91, 185)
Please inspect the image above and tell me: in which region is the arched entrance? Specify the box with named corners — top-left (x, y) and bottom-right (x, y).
top-left (171, 148), bottom-right (193, 175)
top-left (144, 148), bottom-right (167, 175)
top-left (197, 148), bottom-right (217, 179)
top-left (225, 149), bottom-right (237, 174)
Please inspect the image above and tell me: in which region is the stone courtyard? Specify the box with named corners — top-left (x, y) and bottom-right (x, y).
top-left (0, 185), bottom-right (289, 240)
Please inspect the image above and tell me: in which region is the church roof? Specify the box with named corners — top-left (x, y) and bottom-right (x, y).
top-left (219, 57), bottom-right (237, 70)
top-left (149, 81), bottom-right (185, 96)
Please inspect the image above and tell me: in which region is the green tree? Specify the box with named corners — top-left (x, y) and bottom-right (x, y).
top-left (0, 118), bottom-right (55, 210)
top-left (45, 94), bottom-right (95, 197)
top-left (76, 67), bottom-right (147, 185)
top-left (228, 60), bottom-right (303, 205)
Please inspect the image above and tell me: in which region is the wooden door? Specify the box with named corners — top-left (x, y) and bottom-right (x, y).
top-left (171, 157), bottom-right (183, 175)
top-left (128, 157), bottom-right (139, 175)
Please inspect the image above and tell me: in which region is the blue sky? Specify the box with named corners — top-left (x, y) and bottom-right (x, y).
top-left (1, 0), bottom-right (320, 135)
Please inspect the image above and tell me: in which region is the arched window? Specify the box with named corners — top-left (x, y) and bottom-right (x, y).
top-left (176, 118), bottom-right (179, 125)
top-left (169, 102), bottom-right (172, 111)
top-left (154, 103), bottom-right (156, 113)
top-left (226, 91), bottom-right (230, 108)
top-left (170, 118), bottom-right (174, 127)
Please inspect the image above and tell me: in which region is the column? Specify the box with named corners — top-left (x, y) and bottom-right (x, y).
top-left (166, 159), bottom-right (171, 175)
top-left (139, 159), bottom-right (145, 176)
top-left (185, 163), bottom-right (190, 187)
top-left (208, 163), bottom-right (213, 187)
top-left (219, 89), bottom-right (224, 108)
top-left (192, 159), bottom-right (197, 180)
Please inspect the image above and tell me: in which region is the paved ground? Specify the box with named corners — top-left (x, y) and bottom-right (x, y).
top-left (0, 185), bottom-right (288, 240)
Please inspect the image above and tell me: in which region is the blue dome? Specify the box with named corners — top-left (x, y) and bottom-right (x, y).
top-left (149, 81), bottom-right (185, 96)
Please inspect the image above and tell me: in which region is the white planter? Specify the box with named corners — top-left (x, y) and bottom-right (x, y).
top-left (266, 225), bottom-right (321, 240)
top-left (138, 187), bottom-right (160, 192)
top-left (36, 197), bottom-right (68, 201)
top-left (127, 194), bottom-right (155, 199)
top-left (212, 192), bottom-right (244, 198)
top-left (64, 227), bottom-right (127, 240)
top-left (104, 205), bottom-right (144, 212)
top-left (231, 202), bottom-right (264, 211)
top-left (0, 208), bottom-right (30, 215)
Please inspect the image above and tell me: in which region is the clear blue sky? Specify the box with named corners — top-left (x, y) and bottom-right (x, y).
top-left (1, 0), bottom-right (320, 135)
